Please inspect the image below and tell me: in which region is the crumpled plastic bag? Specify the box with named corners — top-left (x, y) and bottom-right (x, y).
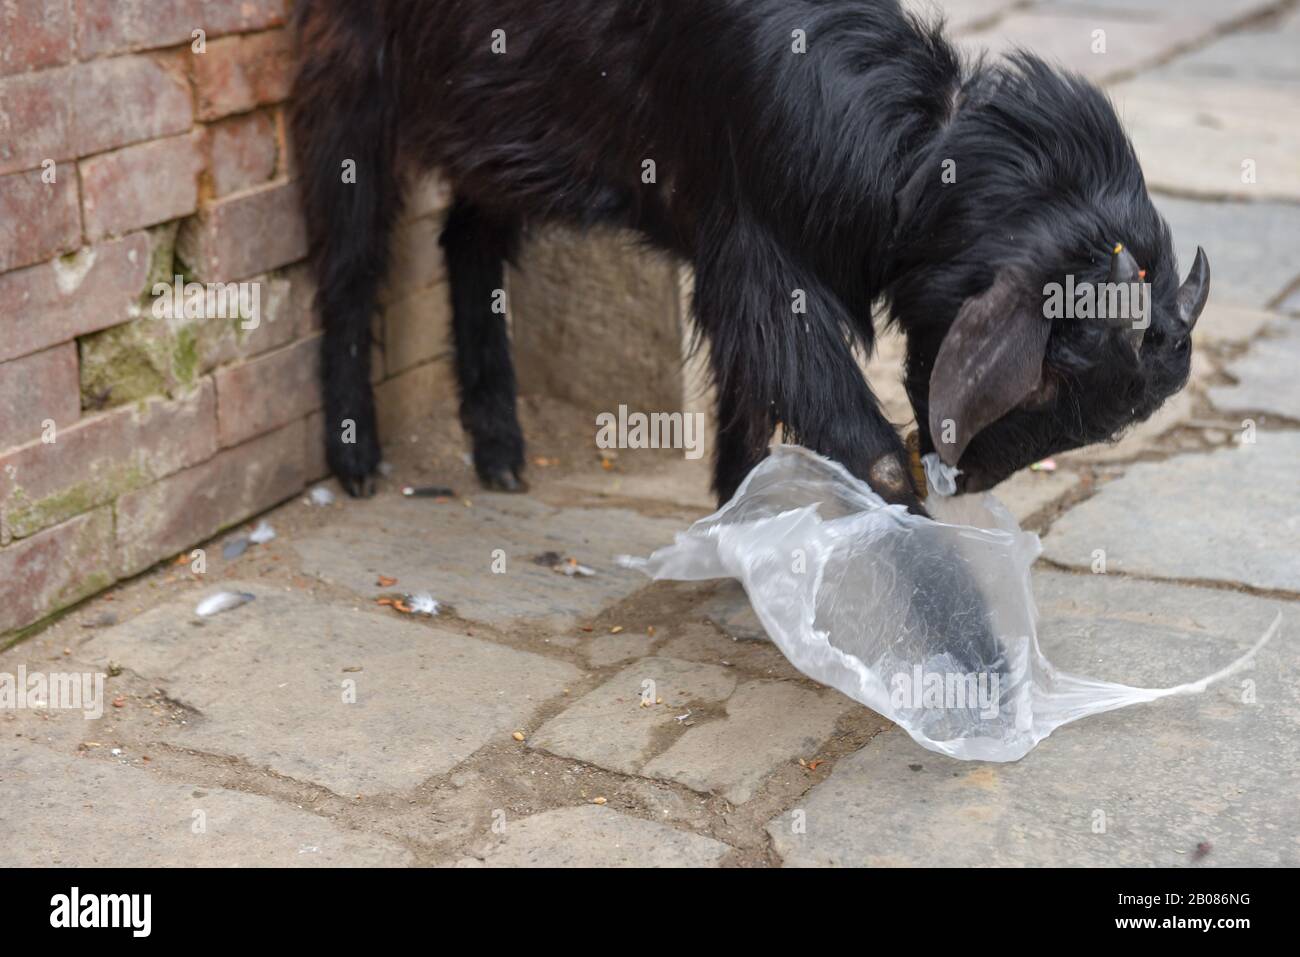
top-left (623, 445), bottom-right (1278, 761)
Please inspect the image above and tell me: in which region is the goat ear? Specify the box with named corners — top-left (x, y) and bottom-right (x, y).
top-left (927, 272), bottom-right (1052, 466)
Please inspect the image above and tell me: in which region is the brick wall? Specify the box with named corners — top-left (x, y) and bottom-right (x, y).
top-left (0, 0), bottom-right (458, 637)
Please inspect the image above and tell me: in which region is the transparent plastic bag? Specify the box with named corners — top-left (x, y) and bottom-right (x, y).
top-left (623, 445), bottom-right (1278, 761)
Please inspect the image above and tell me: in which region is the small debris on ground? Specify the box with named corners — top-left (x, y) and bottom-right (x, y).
top-left (378, 592), bottom-right (439, 616)
top-left (1193, 841), bottom-right (1213, 860)
top-left (248, 520), bottom-right (276, 544)
top-left (376, 575), bottom-right (398, 587)
top-left (402, 484), bottom-right (456, 498)
top-left (512, 731), bottom-right (526, 742)
top-left (1029, 458), bottom-right (1057, 472)
top-left (222, 537), bottom-right (250, 560)
top-left (532, 552), bottom-right (596, 576)
top-left (592, 796), bottom-right (607, 805)
top-left (307, 486), bottom-right (336, 507)
top-left (195, 591), bottom-right (256, 618)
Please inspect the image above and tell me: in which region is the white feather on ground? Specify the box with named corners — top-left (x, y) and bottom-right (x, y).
top-left (196, 592), bottom-right (256, 617)
top-left (248, 520), bottom-right (276, 544)
top-left (408, 593), bottom-right (439, 616)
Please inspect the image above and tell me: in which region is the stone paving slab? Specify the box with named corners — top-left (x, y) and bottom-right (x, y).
top-left (905, 0), bottom-right (1025, 35)
top-left (1036, 0), bottom-right (1273, 25)
top-left (1141, 25), bottom-right (1300, 88)
top-left (453, 805), bottom-right (730, 867)
top-left (994, 469), bottom-right (1082, 521)
top-left (1156, 196), bottom-right (1300, 308)
top-left (642, 680), bottom-right (853, 803)
top-left (1209, 319), bottom-right (1300, 420)
top-left (768, 571), bottom-right (1296, 867)
top-left (86, 583), bottom-right (580, 796)
top-left (532, 657), bottom-right (737, 775)
top-left (291, 493), bottom-right (684, 631)
top-left (962, 11), bottom-right (1212, 82)
top-left (0, 744), bottom-right (412, 866)
top-left (697, 582), bottom-right (767, 641)
top-left (1113, 79), bottom-right (1300, 200)
top-left (658, 618), bottom-right (800, 676)
top-left (1194, 302), bottom-right (1284, 347)
top-left (532, 655), bottom-right (853, 802)
top-left (1043, 434), bottom-right (1300, 590)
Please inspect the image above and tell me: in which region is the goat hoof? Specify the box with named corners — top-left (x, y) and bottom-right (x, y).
top-left (481, 468), bottom-right (528, 493)
top-left (340, 474), bottom-right (376, 498)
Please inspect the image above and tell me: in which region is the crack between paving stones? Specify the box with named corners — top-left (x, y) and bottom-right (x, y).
top-left (1035, 557), bottom-right (1300, 602)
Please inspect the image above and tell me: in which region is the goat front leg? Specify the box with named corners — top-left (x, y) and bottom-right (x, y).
top-left (693, 225), bottom-right (923, 512)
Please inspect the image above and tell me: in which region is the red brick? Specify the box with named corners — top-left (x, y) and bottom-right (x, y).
top-left (303, 410), bottom-right (329, 482)
top-left (0, 380), bottom-right (217, 539)
top-left (114, 418), bottom-right (306, 577)
top-left (176, 179), bottom-right (306, 280)
top-left (0, 507), bottom-right (114, 635)
top-left (73, 54), bottom-right (193, 156)
top-left (0, 68), bottom-right (73, 176)
top-left (197, 272), bottom-right (298, 368)
top-left (203, 0), bottom-right (288, 36)
top-left (1, 0), bottom-right (73, 77)
top-left (192, 30), bottom-right (294, 122)
top-left (80, 132), bottom-right (203, 240)
top-left (215, 334), bottom-right (322, 447)
top-left (0, 166), bottom-right (80, 273)
top-left (205, 109), bottom-right (278, 197)
top-left (0, 55), bottom-right (191, 176)
top-left (74, 0), bottom-right (199, 58)
top-left (0, 344), bottom-right (81, 453)
top-left (0, 233), bottom-right (152, 364)
top-left (284, 261), bottom-right (320, 336)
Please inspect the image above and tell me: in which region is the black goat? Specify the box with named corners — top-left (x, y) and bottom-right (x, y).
top-left (291, 0), bottom-right (1209, 509)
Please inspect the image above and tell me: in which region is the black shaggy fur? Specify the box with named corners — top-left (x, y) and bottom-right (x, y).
top-left (291, 0), bottom-right (1202, 509)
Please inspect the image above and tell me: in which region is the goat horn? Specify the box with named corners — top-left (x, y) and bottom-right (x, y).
top-left (1176, 246), bottom-right (1211, 331)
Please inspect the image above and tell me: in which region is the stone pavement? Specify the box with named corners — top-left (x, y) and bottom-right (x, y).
top-left (2, 0), bottom-right (1297, 866)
